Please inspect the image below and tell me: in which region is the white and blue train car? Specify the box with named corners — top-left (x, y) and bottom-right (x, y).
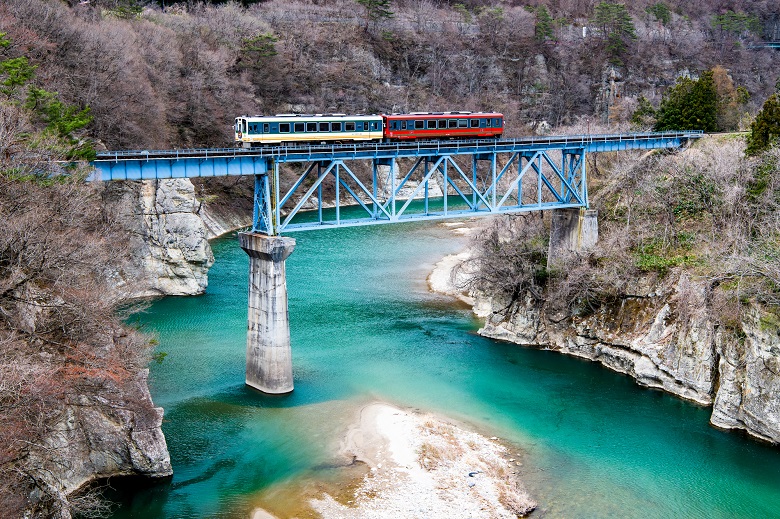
top-left (235, 114), bottom-right (383, 147)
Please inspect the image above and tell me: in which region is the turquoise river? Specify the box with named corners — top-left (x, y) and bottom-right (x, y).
top-left (111, 220), bottom-right (780, 518)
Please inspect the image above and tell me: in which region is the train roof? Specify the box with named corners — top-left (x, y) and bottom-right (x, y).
top-left (237, 114), bottom-right (382, 121)
top-left (384, 112), bottom-right (503, 118)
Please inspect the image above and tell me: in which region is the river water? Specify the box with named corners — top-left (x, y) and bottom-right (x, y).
top-left (111, 219), bottom-right (780, 518)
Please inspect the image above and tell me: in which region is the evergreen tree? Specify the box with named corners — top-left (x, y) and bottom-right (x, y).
top-left (357, 0), bottom-right (394, 31)
top-left (654, 71), bottom-right (718, 132)
top-left (0, 35), bottom-right (94, 159)
top-left (591, 2), bottom-right (636, 64)
top-left (746, 94), bottom-right (780, 156)
top-left (534, 5), bottom-right (555, 42)
top-left (631, 96), bottom-right (656, 128)
top-left (646, 2), bottom-right (671, 25)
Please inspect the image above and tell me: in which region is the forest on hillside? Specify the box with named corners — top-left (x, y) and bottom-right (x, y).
top-left (1, 1), bottom-right (780, 517)
top-left (0, 0), bottom-right (779, 150)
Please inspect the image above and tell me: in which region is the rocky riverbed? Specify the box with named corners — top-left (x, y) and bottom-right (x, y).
top-left (252, 402), bottom-right (535, 519)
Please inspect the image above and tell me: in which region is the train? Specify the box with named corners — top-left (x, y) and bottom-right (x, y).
top-left (234, 111), bottom-right (504, 147)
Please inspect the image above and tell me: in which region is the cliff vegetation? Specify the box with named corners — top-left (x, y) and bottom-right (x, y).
top-left (461, 133), bottom-right (780, 443)
top-left (0, 0), bottom-right (778, 151)
top-left (0, 92), bottom-right (171, 518)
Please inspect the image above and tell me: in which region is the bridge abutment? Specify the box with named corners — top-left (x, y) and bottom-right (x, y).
top-left (238, 232), bottom-right (296, 394)
top-left (547, 208), bottom-right (598, 267)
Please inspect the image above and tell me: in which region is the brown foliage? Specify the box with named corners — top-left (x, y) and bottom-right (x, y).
top-left (1, 0), bottom-right (777, 150)
top-left (0, 148), bottom-right (153, 515)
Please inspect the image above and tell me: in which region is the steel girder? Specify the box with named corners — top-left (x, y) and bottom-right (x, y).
top-left (251, 148), bottom-right (589, 234)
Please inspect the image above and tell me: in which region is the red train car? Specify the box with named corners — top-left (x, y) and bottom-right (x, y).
top-left (382, 112), bottom-right (503, 141)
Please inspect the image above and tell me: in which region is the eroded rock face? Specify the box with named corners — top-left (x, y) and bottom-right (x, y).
top-left (476, 270), bottom-right (780, 444)
top-left (111, 179), bottom-right (215, 297)
top-left (712, 306), bottom-right (780, 443)
top-left (28, 370), bottom-right (172, 517)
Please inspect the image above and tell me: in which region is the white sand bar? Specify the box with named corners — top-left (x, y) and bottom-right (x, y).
top-left (309, 402), bottom-right (536, 519)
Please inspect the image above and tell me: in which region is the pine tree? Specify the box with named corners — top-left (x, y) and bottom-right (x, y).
top-left (646, 2), bottom-right (671, 25)
top-left (534, 5), bottom-right (555, 42)
top-left (746, 94), bottom-right (780, 156)
top-left (654, 71), bottom-right (718, 132)
top-left (591, 2), bottom-right (636, 64)
top-left (631, 96), bottom-right (656, 128)
top-left (357, 0), bottom-right (394, 31)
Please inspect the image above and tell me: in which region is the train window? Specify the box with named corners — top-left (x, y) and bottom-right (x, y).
top-left (262, 123), bottom-right (269, 133)
top-left (495, 118), bottom-right (502, 127)
top-left (427, 120), bottom-right (435, 129)
top-left (470, 119), bottom-right (480, 128)
top-left (458, 119), bottom-right (468, 128)
top-left (306, 122), bottom-right (317, 132)
top-left (280, 123), bottom-right (291, 133)
top-left (332, 122), bottom-right (342, 132)
top-left (294, 122), bottom-right (304, 132)
top-left (438, 120), bottom-right (447, 129)
top-left (319, 122), bottom-right (329, 132)
top-left (415, 120), bottom-right (424, 129)
top-left (346, 122), bottom-right (356, 131)
top-left (448, 119), bottom-right (457, 128)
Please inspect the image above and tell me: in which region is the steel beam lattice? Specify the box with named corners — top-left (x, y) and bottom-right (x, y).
top-left (89, 131), bottom-right (703, 234)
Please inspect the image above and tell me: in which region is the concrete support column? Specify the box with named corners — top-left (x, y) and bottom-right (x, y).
top-left (547, 208), bottom-right (598, 267)
top-left (238, 232), bottom-right (296, 394)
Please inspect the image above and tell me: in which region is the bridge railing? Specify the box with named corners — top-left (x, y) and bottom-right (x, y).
top-left (93, 131), bottom-right (703, 162)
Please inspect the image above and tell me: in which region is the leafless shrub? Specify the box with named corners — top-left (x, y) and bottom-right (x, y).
top-left (0, 162), bottom-right (154, 515)
top-left (457, 214), bottom-right (548, 310)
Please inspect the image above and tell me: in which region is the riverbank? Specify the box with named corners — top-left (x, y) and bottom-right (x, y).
top-left (252, 402), bottom-right (535, 519)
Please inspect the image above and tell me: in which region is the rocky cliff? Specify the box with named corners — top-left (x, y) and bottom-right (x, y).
top-left (109, 179), bottom-right (215, 297)
top-left (30, 370), bottom-right (172, 517)
top-left (433, 257), bottom-right (780, 445)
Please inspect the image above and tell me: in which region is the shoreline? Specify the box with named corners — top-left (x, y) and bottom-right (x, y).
top-left (250, 219), bottom-right (536, 518)
top-left (252, 402), bottom-right (535, 519)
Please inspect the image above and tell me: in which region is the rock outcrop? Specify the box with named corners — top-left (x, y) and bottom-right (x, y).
top-left (109, 179), bottom-right (215, 297)
top-left (434, 257), bottom-right (780, 445)
top-left (29, 370), bottom-right (172, 517)
top-left (711, 306), bottom-right (780, 444)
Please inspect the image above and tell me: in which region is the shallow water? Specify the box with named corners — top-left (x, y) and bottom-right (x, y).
top-left (111, 219), bottom-right (780, 519)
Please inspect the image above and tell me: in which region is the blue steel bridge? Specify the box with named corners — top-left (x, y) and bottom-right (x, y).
top-left (92, 130), bottom-right (703, 393)
top-left (92, 131), bottom-right (702, 236)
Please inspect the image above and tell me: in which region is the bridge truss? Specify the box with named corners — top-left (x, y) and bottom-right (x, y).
top-left (92, 131), bottom-right (701, 235)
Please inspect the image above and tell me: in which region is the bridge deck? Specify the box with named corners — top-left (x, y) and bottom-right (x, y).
top-left (91, 131), bottom-right (703, 234)
top-left (92, 131), bottom-right (701, 181)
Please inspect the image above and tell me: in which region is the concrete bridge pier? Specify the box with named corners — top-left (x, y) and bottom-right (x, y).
top-left (238, 232), bottom-right (296, 394)
top-left (547, 208), bottom-right (598, 267)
